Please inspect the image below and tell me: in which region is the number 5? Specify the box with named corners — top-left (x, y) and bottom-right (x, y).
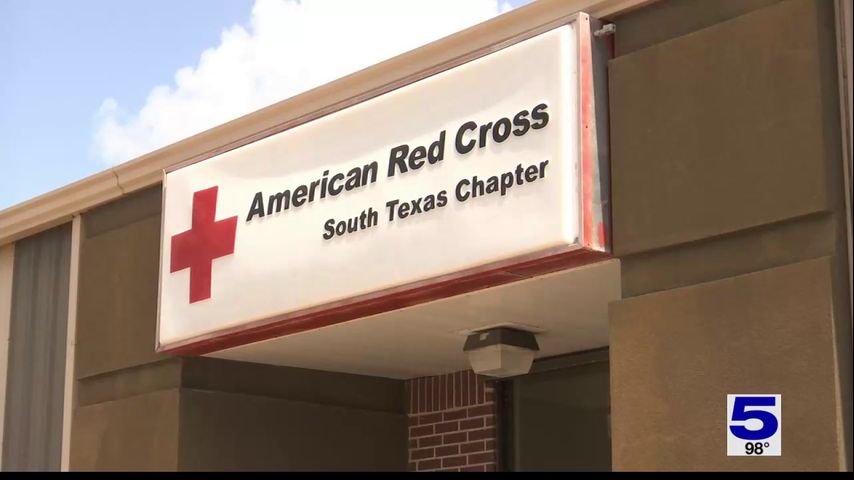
top-left (730, 396), bottom-right (778, 440)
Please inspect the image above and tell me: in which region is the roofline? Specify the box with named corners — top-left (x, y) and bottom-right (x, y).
top-left (0, 0), bottom-right (653, 246)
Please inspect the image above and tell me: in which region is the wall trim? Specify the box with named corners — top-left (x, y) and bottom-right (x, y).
top-left (0, 0), bottom-right (653, 247)
top-left (60, 216), bottom-right (80, 471)
top-left (834, 0), bottom-right (852, 330)
top-left (0, 243), bottom-right (14, 470)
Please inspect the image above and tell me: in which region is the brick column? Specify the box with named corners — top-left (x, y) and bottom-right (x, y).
top-left (405, 370), bottom-right (498, 472)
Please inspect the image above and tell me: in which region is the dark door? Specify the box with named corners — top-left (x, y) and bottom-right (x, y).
top-left (501, 350), bottom-right (611, 471)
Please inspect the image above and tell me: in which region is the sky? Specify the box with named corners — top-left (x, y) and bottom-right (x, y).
top-left (0, 0), bottom-right (531, 210)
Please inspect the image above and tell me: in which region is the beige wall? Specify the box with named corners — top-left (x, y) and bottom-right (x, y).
top-left (611, 258), bottom-right (843, 470)
top-left (71, 187), bottom-right (180, 470)
top-left (608, 0), bottom-right (851, 471)
top-left (70, 188), bottom-right (406, 471)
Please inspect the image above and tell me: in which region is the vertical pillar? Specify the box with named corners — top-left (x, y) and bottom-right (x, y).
top-left (0, 243), bottom-right (14, 470)
top-left (608, 0), bottom-right (851, 470)
top-left (406, 370), bottom-right (498, 472)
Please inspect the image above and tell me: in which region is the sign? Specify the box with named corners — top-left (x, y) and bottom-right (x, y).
top-left (158, 15), bottom-right (609, 354)
top-left (727, 394), bottom-right (782, 456)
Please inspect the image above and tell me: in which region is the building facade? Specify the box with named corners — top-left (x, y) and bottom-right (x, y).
top-left (0, 0), bottom-right (851, 471)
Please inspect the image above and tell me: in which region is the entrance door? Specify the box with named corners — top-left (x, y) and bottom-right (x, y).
top-left (500, 349), bottom-right (611, 471)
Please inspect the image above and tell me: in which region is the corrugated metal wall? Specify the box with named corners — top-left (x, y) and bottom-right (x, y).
top-left (2, 224), bottom-right (71, 471)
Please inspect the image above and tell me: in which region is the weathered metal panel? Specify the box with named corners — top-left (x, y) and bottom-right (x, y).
top-left (2, 224), bottom-right (71, 471)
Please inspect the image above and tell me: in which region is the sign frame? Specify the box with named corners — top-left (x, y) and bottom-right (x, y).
top-left (156, 12), bottom-right (611, 355)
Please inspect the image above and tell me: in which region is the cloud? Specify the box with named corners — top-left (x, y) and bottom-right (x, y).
top-left (92, 0), bottom-right (514, 165)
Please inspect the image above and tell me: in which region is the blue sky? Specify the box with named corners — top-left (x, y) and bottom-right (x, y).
top-left (0, 0), bottom-right (530, 210)
top-left (0, 0), bottom-right (251, 209)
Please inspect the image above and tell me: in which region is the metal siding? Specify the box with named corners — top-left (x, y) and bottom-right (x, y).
top-left (2, 224), bottom-right (71, 471)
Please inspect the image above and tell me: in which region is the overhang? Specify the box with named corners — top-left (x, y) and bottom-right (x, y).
top-left (210, 259), bottom-right (620, 379)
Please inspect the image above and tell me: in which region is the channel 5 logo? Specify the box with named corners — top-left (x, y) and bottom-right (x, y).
top-left (726, 394), bottom-right (781, 456)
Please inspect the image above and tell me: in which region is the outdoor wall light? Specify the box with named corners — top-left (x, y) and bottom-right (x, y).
top-left (463, 327), bottom-right (540, 378)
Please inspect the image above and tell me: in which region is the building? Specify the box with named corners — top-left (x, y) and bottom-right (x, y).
top-left (0, 0), bottom-right (851, 472)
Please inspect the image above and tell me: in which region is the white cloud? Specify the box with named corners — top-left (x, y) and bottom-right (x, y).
top-left (93, 0), bottom-right (514, 165)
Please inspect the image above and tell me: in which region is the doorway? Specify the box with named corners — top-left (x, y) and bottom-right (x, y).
top-left (499, 349), bottom-right (611, 471)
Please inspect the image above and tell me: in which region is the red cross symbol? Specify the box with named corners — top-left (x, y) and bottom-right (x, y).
top-left (170, 186), bottom-right (238, 303)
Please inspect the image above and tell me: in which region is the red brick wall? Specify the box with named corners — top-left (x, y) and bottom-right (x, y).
top-left (405, 370), bottom-right (499, 472)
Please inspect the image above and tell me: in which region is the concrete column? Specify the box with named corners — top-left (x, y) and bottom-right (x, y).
top-left (611, 258), bottom-right (845, 470)
top-left (608, 0), bottom-right (852, 470)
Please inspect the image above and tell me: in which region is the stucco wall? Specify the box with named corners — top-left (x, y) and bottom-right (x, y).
top-left (70, 187), bottom-right (406, 471)
top-left (608, 0), bottom-right (851, 470)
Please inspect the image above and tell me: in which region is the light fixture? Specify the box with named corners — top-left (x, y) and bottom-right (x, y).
top-left (463, 327), bottom-right (539, 378)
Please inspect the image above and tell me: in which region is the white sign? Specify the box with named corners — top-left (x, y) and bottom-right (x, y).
top-left (158, 19), bottom-right (608, 353)
top-left (727, 394), bottom-right (782, 456)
